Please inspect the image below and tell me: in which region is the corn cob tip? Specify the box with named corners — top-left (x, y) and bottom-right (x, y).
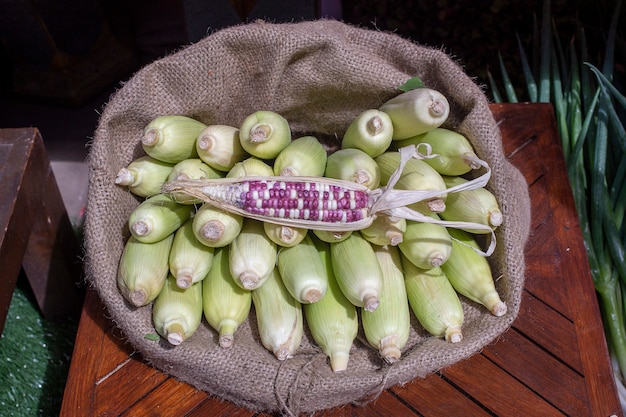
top-left (274, 346), bottom-right (293, 361)
top-left (130, 289), bottom-right (148, 307)
top-left (388, 232), bottom-right (403, 246)
top-left (142, 129), bottom-right (159, 146)
top-left (197, 134), bottom-right (214, 150)
top-left (115, 168), bottom-right (134, 186)
top-left (490, 301), bottom-right (508, 317)
top-left (168, 333), bottom-right (184, 345)
top-left (445, 326), bottom-right (463, 343)
top-left (250, 125), bottom-right (271, 143)
top-left (301, 287), bottom-right (323, 304)
top-left (428, 252), bottom-right (448, 267)
top-left (429, 97), bottom-right (448, 117)
top-left (329, 352), bottom-right (349, 372)
top-left (217, 319), bottom-right (241, 348)
top-left (427, 198), bottom-right (446, 213)
top-left (164, 322), bottom-right (187, 345)
top-left (239, 272), bottom-right (260, 290)
top-left (200, 221), bottom-right (225, 241)
top-left (130, 220), bottom-right (151, 237)
top-left (279, 167), bottom-right (301, 176)
top-left (175, 274), bottom-right (193, 289)
top-left (174, 173), bottom-right (191, 180)
top-left (352, 169), bottom-right (374, 186)
top-left (363, 294), bottom-right (380, 312)
top-left (379, 334), bottom-right (402, 364)
top-left (462, 153), bottom-right (482, 170)
top-left (367, 115), bottom-right (385, 135)
top-left (489, 210), bottom-right (503, 227)
top-left (219, 334), bottom-right (234, 348)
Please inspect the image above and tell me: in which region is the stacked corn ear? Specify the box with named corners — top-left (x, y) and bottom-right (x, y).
top-left (229, 218), bottom-right (277, 290)
top-left (169, 218), bottom-right (214, 289)
top-left (402, 259), bottom-right (464, 343)
top-left (152, 274), bottom-right (203, 346)
top-left (202, 247), bottom-right (252, 347)
top-left (361, 245), bottom-right (411, 363)
top-left (192, 203), bottom-right (243, 248)
top-left (330, 231), bottom-right (383, 312)
top-left (167, 158), bottom-right (223, 204)
top-left (440, 175), bottom-right (503, 233)
top-left (304, 237), bottom-right (358, 372)
top-left (398, 214), bottom-right (452, 269)
top-left (118, 234), bottom-right (174, 307)
top-left (141, 115), bottom-right (207, 163)
top-left (277, 233), bottom-right (328, 303)
top-left (375, 151), bottom-right (448, 214)
top-left (252, 267), bottom-right (303, 360)
top-left (128, 193), bottom-right (193, 243)
top-left (442, 228), bottom-right (507, 317)
top-left (114, 155), bottom-right (174, 197)
top-left (196, 124), bottom-right (247, 172)
top-left (113, 91), bottom-right (509, 366)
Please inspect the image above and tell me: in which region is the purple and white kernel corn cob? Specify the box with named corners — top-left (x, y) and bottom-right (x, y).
top-left (202, 179), bottom-right (369, 224)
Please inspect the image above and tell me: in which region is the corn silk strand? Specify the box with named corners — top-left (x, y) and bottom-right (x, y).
top-left (162, 144), bottom-right (495, 256)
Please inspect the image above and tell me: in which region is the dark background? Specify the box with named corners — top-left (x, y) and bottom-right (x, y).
top-left (0, 0), bottom-right (623, 150)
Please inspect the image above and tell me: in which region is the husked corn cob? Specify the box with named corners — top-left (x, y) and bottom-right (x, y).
top-left (239, 110), bottom-right (291, 159)
top-left (361, 245), bottom-right (410, 363)
top-left (402, 260), bottom-right (464, 343)
top-left (142, 115), bottom-right (207, 163)
top-left (393, 128), bottom-right (481, 176)
top-left (398, 216), bottom-right (452, 269)
top-left (441, 228), bottom-right (507, 317)
top-left (303, 237), bottom-right (358, 372)
top-left (203, 247), bottom-right (252, 348)
top-left (379, 88), bottom-right (450, 140)
top-left (162, 176), bottom-right (374, 232)
top-left (375, 151), bottom-right (447, 214)
top-left (341, 109), bottom-right (393, 158)
top-left (277, 233), bottom-right (328, 303)
top-left (325, 148), bottom-right (381, 190)
top-left (440, 175), bottom-right (503, 233)
top-left (168, 158), bottom-right (223, 182)
top-left (192, 203), bottom-right (243, 247)
top-left (360, 215), bottom-right (406, 246)
top-left (229, 219), bottom-right (277, 290)
top-left (330, 232), bottom-right (383, 311)
top-left (226, 157), bottom-right (274, 178)
top-left (252, 267), bottom-right (303, 360)
top-left (312, 229), bottom-right (352, 243)
top-left (196, 124), bottom-right (247, 172)
top-left (128, 193), bottom-right (193, 243)
top-left (152, 274), bottom-right (203, 345)
top-left (115, 155), bottom-right (174, 197)
top-left (117, 234), bottom-right (173, 307)
top-left (273, 136), bottom-right (327, 177)
top-left (168, 158), bottom-right (223, 204)
top-left (161, 145), bottom-right (492, 234)
top-left (169, 218), bottom-right (214, 289)
top-left (263, 222), bottom-right (307, 247)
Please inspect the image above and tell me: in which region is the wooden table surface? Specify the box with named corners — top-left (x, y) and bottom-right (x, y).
top-left (60, 103), bottom-right (623, 417)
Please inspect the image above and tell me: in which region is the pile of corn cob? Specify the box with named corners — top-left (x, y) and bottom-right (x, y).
top-left (115, 85), bottom-right (506, 371)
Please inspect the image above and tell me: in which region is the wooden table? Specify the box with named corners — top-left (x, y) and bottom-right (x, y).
top-left (60, 103), bottom-right (623, 416)
top-left (0, 128), bottom-right (83, 334)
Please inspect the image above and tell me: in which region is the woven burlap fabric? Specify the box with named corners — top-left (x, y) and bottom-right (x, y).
top-left (85, 19), bottom-right (531, 415)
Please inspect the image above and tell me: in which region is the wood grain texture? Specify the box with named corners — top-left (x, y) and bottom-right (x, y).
top-left (0, 128), bottom-right (83, 334)
top-left (59, 104), bottom-right (623, 417)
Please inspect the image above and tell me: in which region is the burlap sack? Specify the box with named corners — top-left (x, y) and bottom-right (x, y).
top-left (85, 19), bottom-right (531, 415)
